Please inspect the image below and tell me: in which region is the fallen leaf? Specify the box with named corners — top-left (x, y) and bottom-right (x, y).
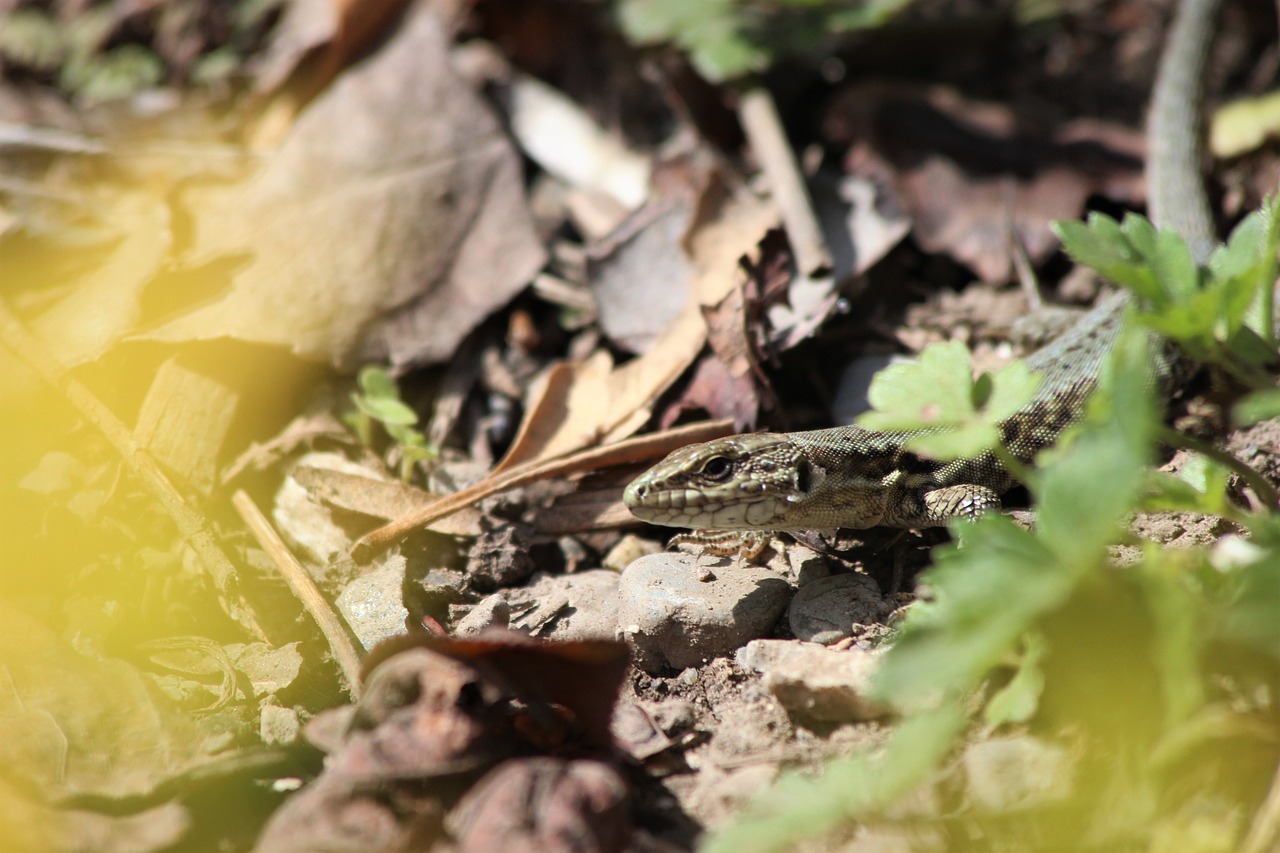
top-left (825, 82), bottom-right (1145, 282)
top-left (449, 758), bottom-right (629, 853)
top-left (146, 5), bottom-right (546, 370)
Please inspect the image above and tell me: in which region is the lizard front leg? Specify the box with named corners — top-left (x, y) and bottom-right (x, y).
top-left (881, 484), bottom-right (1002, 527)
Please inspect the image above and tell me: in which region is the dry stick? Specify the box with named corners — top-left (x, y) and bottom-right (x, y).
top-left (0, 299), bottom-right (270, 643)
top-left (232, 490), bottom-right (363, 700)
top-left (352, 417), bottom-right (737, 562)
top-left (736, 86), bottom-right (832, 277)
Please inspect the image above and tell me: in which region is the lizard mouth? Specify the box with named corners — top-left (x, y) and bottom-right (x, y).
top-left (623, 479), bottom-right (792, 530)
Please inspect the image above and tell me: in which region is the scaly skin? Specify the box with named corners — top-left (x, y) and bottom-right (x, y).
top-left (624, 0), bottom-right (1220, 538)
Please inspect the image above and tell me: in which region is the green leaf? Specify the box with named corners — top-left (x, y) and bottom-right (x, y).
top-left (904, 424), bottom-right (998, 461)
top-left (983, 634), bottom-right (1046, 727)
top-left (864, 341), bottom-right (975, 428)
top-left (1233, 389), bottom-right (1280, 426)
top-left (357, 365), bottom-right (399, 400)
top-left (1150, 228), bottom-right (1199, 302)
top-left (354, 395), bottom-right (418, 426)
top-left (1137, 552), bottom-right (1206, 727)
top-left (1034, 329), bottom-right (1157, 561)
top-left (871, 515), bottom-right (1070, 706)
top-left (980, 359), bottom-right (1042, 422)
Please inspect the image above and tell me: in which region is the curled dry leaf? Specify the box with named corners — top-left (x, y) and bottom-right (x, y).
top-left (449, 758), bottom-right (630, 853)
top-left (145, 5), bottom-right (546, 370)
top-left (256, 632), bottom-right (630, 852)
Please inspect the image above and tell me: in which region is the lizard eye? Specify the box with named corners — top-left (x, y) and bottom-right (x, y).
top-left (700, 456), bottom-right (732, 480)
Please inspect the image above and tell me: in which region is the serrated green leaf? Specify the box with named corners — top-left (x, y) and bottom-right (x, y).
top-left (905, 423), bottom-right (997, 461)
top-left (1054, 215), bottom-right (1160, 298)
top-left (871, 515), bottom-right (1068, 705)
top-left (1036, 329), bottom-right (1157, 561)
top-left (1151, 228), bottom-right (1199, 301)
top-left (862, 341), bottom-right (976, 429)
top-left (1122, 211), bottom-right (1160, 259)
top-left (982, 359), bottom-right (1042, 421)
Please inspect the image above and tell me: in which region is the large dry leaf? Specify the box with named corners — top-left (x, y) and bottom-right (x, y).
top-left (23, 193), bottom-right (171, 369)
top-left (145, 5), bottom-right (546, 369)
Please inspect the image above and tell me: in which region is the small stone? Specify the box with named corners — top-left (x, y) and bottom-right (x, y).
top-left (452, 596), bottom-right (511, 636)
top-left (261, 704), bottom-right (301, 745)
top-left (736, 639), bottom-right (890, 723)
top-left (788, 572), bottom-right (886, 644)
top-left (602, 534), bottom-right (660, 573)
top-left (962, 735), bottom-right (1075, 811)
top-left (617, 553), bottom-right (791, 673)
top-left (336, 554), bottom-right (409, 650)
top-left (450, 571), bottom-right (618, 641)
top-left (467, 523), bottom-right (536, 592)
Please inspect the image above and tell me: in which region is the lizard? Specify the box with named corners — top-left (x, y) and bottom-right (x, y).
top-left (623, 0), bottom-right (1222, 553)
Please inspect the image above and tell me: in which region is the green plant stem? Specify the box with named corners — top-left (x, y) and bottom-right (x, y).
top-left (1159, 426), bottom-right (1280, 510)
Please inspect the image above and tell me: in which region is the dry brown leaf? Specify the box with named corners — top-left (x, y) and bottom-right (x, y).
top-left (825, 82), bottom-right (1145, 283)
top-left (290, 463), bottom-right (482, 536)
top-left (23, 194), bottom-right (171, 372)
top-left (146, 5), bottom-right (546, 370)
top-left (491, 181), bottom-right (776, 473)
top-left (249, 0), bottom-right (419, 146)
top-left (0, 603), bottom-right (228, 801)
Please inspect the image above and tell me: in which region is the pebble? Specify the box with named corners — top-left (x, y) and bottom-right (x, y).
top-left (788, 572), bottom-right (887, 644)
top-left (616, 552), bottom-right (791, 674)
top-left (335, 553), bottom-right (409, 650)
top-left (736, 638), bottom-right (890, 723)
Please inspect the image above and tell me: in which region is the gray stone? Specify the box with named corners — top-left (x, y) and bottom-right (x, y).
top-left (452, 570), bottom-right (619, 641)
top-left (617, 553), bottom-right (791, 673)
top-left (788, 572), bottom-right (886, 644)
top-left (260, 704), bottom-right (301, 745)
top-left (336, 555), bottom-right (408, 650)
top-left (736, 639), bottom-right (890, 722)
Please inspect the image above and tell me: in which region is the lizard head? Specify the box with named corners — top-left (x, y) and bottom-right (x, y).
top-left (623, 433), bottom-right (822, 530)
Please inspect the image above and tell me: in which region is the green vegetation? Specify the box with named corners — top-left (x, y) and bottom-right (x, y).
top-left (347, 365), bottom-right (436, 482)
top-left (707, 206), bottom-right (1280, 852)
top-left (616, 0), bottom-right (914, 81)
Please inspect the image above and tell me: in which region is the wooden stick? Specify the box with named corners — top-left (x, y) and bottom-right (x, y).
top-left (232, 491), bottom-right (363, 699)
top-left (737, 85), bottom-right (832, 277)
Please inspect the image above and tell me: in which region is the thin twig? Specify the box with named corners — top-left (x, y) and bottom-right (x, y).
top-left (232, 490), bottom-right (363, 699)
top-left (0, 298), bottom-right (269, 642)
top-left (352, 417), bottom-right (736, 562)
top-left (736, 85), bottom-right (832, 277)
